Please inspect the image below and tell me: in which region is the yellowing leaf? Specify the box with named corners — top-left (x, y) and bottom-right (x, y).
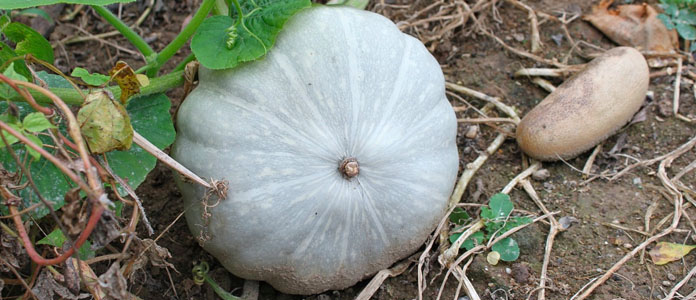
top-left (109, 61), bottom-right (140, 104)
top-left (649, 242), bottom-right (696, 265)
top-left (135, 74), bottom-right (149, 87)
top-left (77, 91), bottom-right (133, 154)
top-left (487, 251), bottom-right (500, 265)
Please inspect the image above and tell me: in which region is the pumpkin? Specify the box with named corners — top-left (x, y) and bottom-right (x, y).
top-left (172, 6), bottom-right (458, 295)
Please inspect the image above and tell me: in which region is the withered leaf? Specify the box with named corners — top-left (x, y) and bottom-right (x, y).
top-left (124, 237), bottom-right (176, 278)
top-left (90, 208), bottom-right (121, 250)
top-left (649, 241), bottom-right (696, 265)
top-left (109, 61), bottom-right (142, 104)
top-left (98, 262), bottom-right (128, 300)
top-left (31, 269), bottom-right (84, 300)
top-left (77, 91), bottom-right (134, 154)
top-left (61, 187), bottom-right (87, 240)
top-left (584, 0), bottom-right (678, 52)
top-left (0, 229), bottom-right (26, 272)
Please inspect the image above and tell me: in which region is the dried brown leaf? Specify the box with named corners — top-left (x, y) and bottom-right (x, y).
top-left (61, 187), bottom-right (87, 240)
top-left (98, 262), bottom-right (129, 300)
top-left (109, 61), bottom-right (141, 104)
top-left (77, 91), bottom-right (134, 154)
top-left (31, 269), bottom-right (84, 300)
top-left (583, 0), bottom-right (678, 52)
top-left (0, 229), bottom-right (25, 272)
top-left (90, 208), bottom-right (122, 250)
top-left (125, 238), bottom-right (176, 278)
top-left (68, 257), bottom-right (104, 300)
top-left (63, 254), bottom-right (81, 295)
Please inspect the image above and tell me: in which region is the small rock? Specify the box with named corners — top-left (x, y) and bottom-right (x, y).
top-left (645, 90), bottom-right (654, 101)
top-left (511, 263), bottom-right (531, 284)
top-left (559, 216), bottom-right (579, 230)
top-left (551, 34), bottom-right (564, 46)
top-left (532, 169), bottom-right (551, 181)
top-left (633, 177), bottom-right (642, 188)
top-left (657, 99), bottom-right (673, 117)
top-left (543, 182), bottom-right (555, 190)
top-left (465, 125), bottom-right (479, 139)
top-left (667, 273), bottom-right (676, 281)
top-left (505, 267), bottom-right (511, 274)
top-left (662, 280), bottom-right (672, 287)
top-left (623, 243), bottom-right (633, 249)
top-left (513, 33), bottom-right (525, 42)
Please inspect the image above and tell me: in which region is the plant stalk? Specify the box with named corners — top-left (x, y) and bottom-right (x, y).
top-left (148, 0), bottom-right (216, 76)
top-left (9, 70), bottom-right (185, 105)
top-left (91, 5), bottom-right (155, 59)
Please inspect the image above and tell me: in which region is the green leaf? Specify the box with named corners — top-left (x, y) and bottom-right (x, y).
top-left (0, 0), bottom-right (135, 9)
top-left (677, 23), bottom-right (696, 40)
top-left (191, 0), bottom-right (311, 69)
top-left (17, 8), bottom-right (54, 24)
top-left (0, 122), bottom-right (21, 148)
top-left (677, 8), bottom-right (696, 25)
top-left (78, 240), bottom-right (95, 260)
top-left (481, 193), bottom-right (513, 221)
top-left (0, 92), bottom-right (173, 219)
top-left (450, 207), bottom-right (470, 225)
top-left (0, 62), bottom-right (28, 99)
top-left (0, 42), bottom-right (31, 81)
top-left (327, 0), bottom-right (368, 9)
top-left (112, 200), bottom-right (123, 218)
top-left (658, 13), bottom-right (676, 30)
top-left (37, 228), bottom-right (66, 247)
top-left (24, 133), bottom-right (42, 160)
top-left (492, 237), bottom-right (520, 262)
top-left (501, 216), bottom-right (532, 233)
top-left (71, 67), bottom-right (110, 86)
top-left (23, 112), bottom-right (56, 133)
top-left (106, 93), bottom-right (175, 196)
top-left (36, 71), bottom-right (73, 88)
top-left (36, 229), bottom-right (94, 260)
top-left (3, 22), bottom-right (54, 63)
top-left (0, 14), bottom-right (10, 31)
top-left (661, 2), bottom-right (679, 16)
top-left (462, 231), bottom-right (485, 250)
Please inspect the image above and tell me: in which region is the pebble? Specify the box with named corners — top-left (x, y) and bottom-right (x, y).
top-left (633, 177), bottom-right (642, 187)
top-left (662, 280), bottom-right (672, 287)
top-left (511, 263), bottom-right (531, 284)
top-left (505, 267), bottom-right (511, 274)
top-left (532, 169), bottom-right (550, 181)
top-left (465, 125), bottom-right (479, 139)
top-left (667, 273), bottom-right (676, 281)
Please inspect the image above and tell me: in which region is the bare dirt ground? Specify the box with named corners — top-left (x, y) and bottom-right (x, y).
top-left (3, 0), bottom-right (696, 299)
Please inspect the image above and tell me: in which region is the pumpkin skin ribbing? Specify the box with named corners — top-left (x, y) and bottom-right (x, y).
top-left (172, 6), bottom-right (458, 295)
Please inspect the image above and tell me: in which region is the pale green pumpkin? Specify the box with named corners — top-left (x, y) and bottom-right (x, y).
top-left (173, 6), bottom-right (458, 295)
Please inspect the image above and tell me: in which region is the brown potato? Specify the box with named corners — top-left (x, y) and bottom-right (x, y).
top-left (516, 47), bottom-right (649, 161)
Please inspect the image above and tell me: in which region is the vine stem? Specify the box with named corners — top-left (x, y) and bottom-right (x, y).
top-left (148, 0), bottom-right (216, 76)
top-left (0, 78), bottom-right (107, 266)
top-left (231, 0), bottom-right (243, 26)
top-left (0, 74), bottom-right (53, 115)
top-left (13, 81), bottom-right (102, 195)
top-left (10, 70), bottom-right (185, 105)
top-left (0, 121), bottom-right (104, 266)
top-left (91, 5), bottom-right (155, 59)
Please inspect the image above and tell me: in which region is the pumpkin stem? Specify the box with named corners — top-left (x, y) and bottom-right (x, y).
top-left (339, 157), bottom-right (359, 179)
